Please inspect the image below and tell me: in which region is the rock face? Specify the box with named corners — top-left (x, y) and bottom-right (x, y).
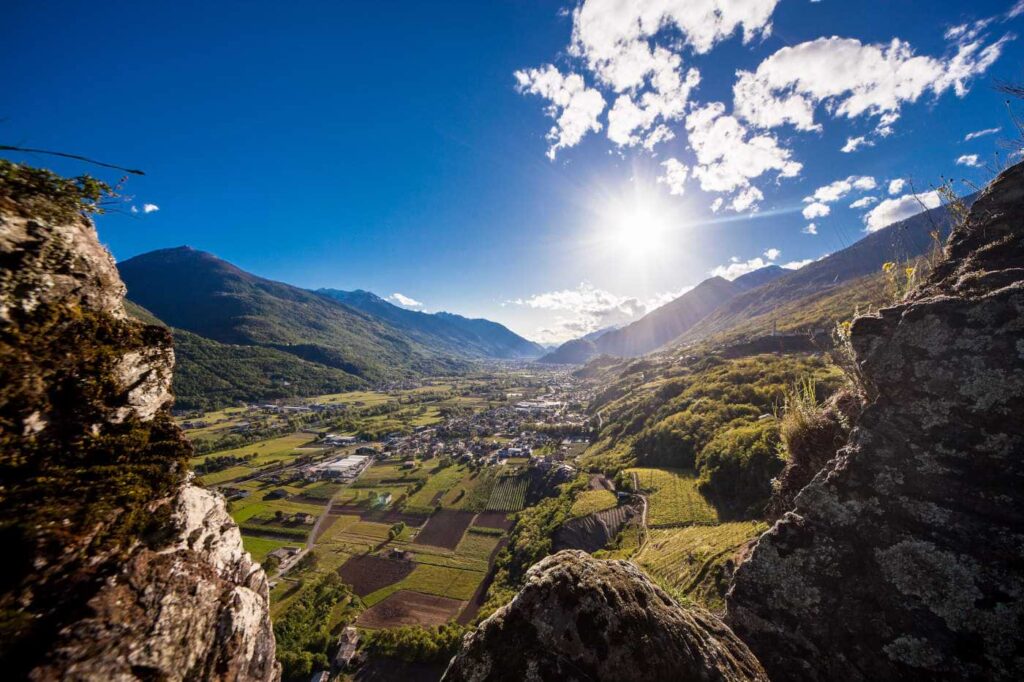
top-left (726, 163), bottom-right (1024, 680)
top-left (0, 165), bottom-right (278, 680)
top-left (443, 550), bottom-right (767, 682)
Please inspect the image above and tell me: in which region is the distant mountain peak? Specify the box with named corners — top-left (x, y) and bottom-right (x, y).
top-left (317, 289), bottom-right (544, 359)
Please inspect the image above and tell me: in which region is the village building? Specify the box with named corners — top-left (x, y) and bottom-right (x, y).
top-left (333, 626), bottom-right (360, 669)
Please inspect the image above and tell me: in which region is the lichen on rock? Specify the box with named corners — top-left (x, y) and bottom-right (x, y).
top-left (726, 162), bottom-right (1024, 681)
top-left (443, 550), bottom-right (767, 682)
top-left (0, 163), bottom-right (278, 680)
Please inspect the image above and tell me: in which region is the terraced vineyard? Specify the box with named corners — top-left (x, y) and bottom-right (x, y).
top-left (634, 521), bottom-right (766, 610)
top-left (628, 467), bottom-right (718, 527)
top-left (486, 475), bottom-right (529, 512)
top-left (570, 489), bottom-right (618, 517)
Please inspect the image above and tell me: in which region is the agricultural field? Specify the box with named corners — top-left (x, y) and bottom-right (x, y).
top-left (628, 467), bottom-right (719, 527)
top-left (242, 536), bottom-right (297, 562)
top-left (486, 475), bottom-right (528, 512)
top-left (633, 521), bottom-right (767, 610)
top-left (414, 510), bottom-right (476, 550)
top-left (194, 432), bottom-right (324, 467)
top-left (404, 463), bottom-right (470, 514)
top-left (173, 373), bottom-right (570, 636)
top-left (357, 591), bottom-right (465, 629)
top-left (570, 489), bottom-right (618, 518)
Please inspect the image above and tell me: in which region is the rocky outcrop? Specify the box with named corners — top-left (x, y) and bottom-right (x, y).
top-left (0, 163), bottom-right (278, 680)
top-left (34, 485), bottom-right (278, 681)
top-left (443, 550), bottom-right (767, 682)
top-left (726, 163), bottom-right (1024, 680)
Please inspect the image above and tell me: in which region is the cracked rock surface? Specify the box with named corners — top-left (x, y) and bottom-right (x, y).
top-left (443, 550), bottom-right (767, 682)
top-left (726, 163), bottom-right (1024, 681)
top-left (1, 183), bottom-right (278, 681)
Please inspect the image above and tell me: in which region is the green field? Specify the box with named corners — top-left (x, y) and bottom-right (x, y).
top-left (486, 475), bottom-right (528, 512)
top-left (443, 468), bottom-right (496, 511)
top-left (628, 467), bottom-right (718, 527)
top-left (242, 535), bottom-right (297, 562)
top-left (455, 530), bottom-right (503, 560)
top-left (633, 522), bottom-right (766, 609)
top-left (362, 563), bottom-right (485, 606)
top-left (405, 464), bottom-right (469, 513)
top-left (570, 489), bottom-right (618, 518)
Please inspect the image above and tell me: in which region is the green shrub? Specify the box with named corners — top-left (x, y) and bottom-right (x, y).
top-left (274, 573), bottom-right (354, 681)
top-left (696, 420), bottom-right (784, 519)
top-left (365, 623), bottom-right (467, 663)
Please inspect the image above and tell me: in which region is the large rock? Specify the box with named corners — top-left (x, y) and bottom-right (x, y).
top-left (726, 163), bottom-right (1024, 680)
top-left (0, 164), bottom-right (278, 680)
top-left (443, 550), bottom-right (767, 682)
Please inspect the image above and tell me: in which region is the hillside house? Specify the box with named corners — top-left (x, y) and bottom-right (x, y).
top-left (334, 626), bottom-right (360, 669)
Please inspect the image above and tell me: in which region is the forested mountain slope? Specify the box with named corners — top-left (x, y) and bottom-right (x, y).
top-left (118, 247), bottom-right (465, 382)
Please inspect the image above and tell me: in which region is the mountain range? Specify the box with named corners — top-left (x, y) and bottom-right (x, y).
top-left (117, 247), bottom-right (541, 410)
top-left (317, 289), bottom-right (544, 359)
top-left (118, 196), bottom-right (962, 408)
top-left (539, 199), bottom-right (961, 364)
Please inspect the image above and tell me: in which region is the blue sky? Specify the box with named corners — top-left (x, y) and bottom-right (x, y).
top-left (4, 1), bottom-right (1023, 343)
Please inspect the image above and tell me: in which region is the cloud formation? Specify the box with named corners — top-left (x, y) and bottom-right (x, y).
top-left (849, 196), bottom-right (878, 209)
top-left (710, 247), bottom-right (783, 279)
top-left (657, 158), bottom-right (690, 195)
top-left (510, 282), bottom-right (648, 342)
top-left (956, 154), bottom-right (982, 167)
top-left (841, 136), bottom-right (874, 153)
top-left (964, 126), bottom-right (1001, 141)
top-left (387, 293), bottom-right (424, 308)
top-left (802, 202), bottom-right (830, 220)
top-left (515, 65), bottom-right (606, 159)
top-left (686, 101), bottom-right (801, 210)
top-left (734, 30), bottom-right (1010, 134)
top-left (863, 190), bottom-right (941, 232)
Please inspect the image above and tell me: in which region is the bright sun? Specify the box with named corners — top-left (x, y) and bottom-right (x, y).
top-left (609, 204), bottom-right (670, 259)
top-left (596, 182), bottom-right (682, 262)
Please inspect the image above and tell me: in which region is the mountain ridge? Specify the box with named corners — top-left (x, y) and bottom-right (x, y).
top-left (317, 288), bottom-right (543, 359)
top-left (118, 246), bottom-right (465, 384)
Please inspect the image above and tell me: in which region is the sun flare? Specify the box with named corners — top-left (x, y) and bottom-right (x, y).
top-left (595, 183), bottom-right (685, 262)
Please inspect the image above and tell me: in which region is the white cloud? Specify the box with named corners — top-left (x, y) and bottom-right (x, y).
top-left (130, 206), bottom-right (138, 214)
top-left (710, 247), bottom-right (780, 279)
top-left (657, 158), bottom-right (690, 196)
top-left (387, 293), bottom-right (424, 308)
top-left (849, 196), bottom-right (878, 209)
top-left (570, 0), bottom-right (780, 90)
top-left (864, 190), bottom-right (942, 232)
top-left (805, 175), bottom-right (877, 204)
top-left (888, 178), bottom-right (906, 195)
top-left (510, 282), bottom-right (649, 342)
top-left (802, 223), bottom-right (818, 235)
top-left (729, 186), bottom-right (764, 213)
top-left (1009, 1), bottom-right (1024, 19)
top-left (964, 126), bottom-right (1001, 141)
top-left (142, 203), bottom-right (160, 213)
top-left (803, 202), bottom-right (831, 219)
top-left (686, 101), bottom-right (802, 209)
top-left (956, 154), bottom-right (982, 167)
top-left (514, 65), bottom-right (606, 159)
top-left (782, 258), bottom-right (812, 270)
top-left (733, 31), bottom-right (1011, 134)
top-left (841, 136), bottom-right (874, 153)
top-left (606, 50), bottom-right (700, 148)
top-left (711, 257), bottom-right (774, 280)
